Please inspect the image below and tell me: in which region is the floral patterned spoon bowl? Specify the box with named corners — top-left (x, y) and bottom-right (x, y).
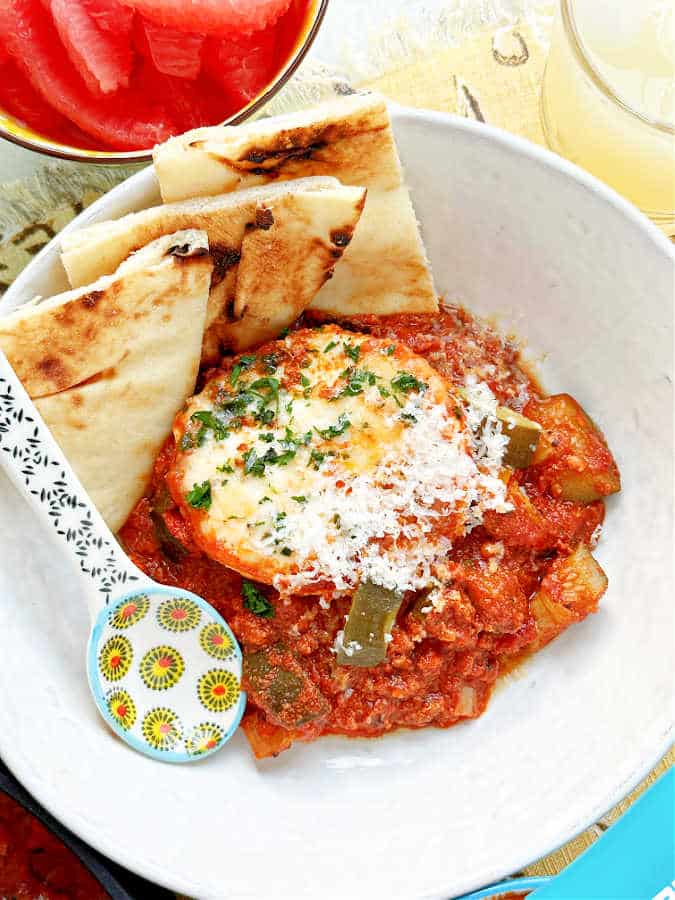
top-left (0, 352), bottom-right (246, 763)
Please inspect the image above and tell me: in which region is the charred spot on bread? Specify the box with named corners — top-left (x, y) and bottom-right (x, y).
top-left (330, 229), bottom-right (353, 248)
top-left (244, 142), bottom-right (327, 166)
top-left (80, 290), bottom-right (104, 310)
top-left (36, 356), bottom-right (68, 384)
top-left (167, 242), bottom-right (210, 259)
top-left (255, 207), bottom-right (275, 230)
top-left (210, 246), bottom-right (241, 286)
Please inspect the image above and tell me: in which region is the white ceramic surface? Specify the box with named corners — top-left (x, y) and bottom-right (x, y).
top-left (0, 108), bottom-right (673, 900)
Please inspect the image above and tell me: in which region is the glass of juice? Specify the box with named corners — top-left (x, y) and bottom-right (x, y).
top-left (540, 0), bottom-right (675, 235)
top-left (0, 0), bottom-right (327, 164)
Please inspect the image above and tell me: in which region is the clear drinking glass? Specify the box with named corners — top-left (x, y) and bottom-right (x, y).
top-left (541, 0), bottom-right (675, 235)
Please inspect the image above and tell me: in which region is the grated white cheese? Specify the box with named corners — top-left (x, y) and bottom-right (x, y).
top-left (333, 630), bottom-right (362, 657)
top-left (590, 523), bottom-right (603, 548)
top-left (177, 328), bottom-right (513, 600)
top-left (266, 384), bottom-right (510, 596)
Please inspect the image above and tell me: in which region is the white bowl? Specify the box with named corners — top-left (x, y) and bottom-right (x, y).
top-left (1, 107), bottom-right (673, 900)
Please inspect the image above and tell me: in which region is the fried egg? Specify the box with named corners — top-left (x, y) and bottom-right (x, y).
top-left (168, 326), bottom-right (510, 596)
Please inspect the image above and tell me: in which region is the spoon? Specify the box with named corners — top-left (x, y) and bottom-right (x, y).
top-left (0, 352), bottom-right (246, 763)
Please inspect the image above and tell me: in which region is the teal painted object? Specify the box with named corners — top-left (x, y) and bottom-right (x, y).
top-left (457, 875), bottom-right (551, 899)
top-left (458, 769), bottom-right (674, 900)
top-left (528, 768), bottom-right (674, 900)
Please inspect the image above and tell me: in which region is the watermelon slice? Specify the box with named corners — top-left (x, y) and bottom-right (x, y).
top-left (49, 0), bottom-right (133, 95)
top-left (119, 0), bottom-right (293, 37)
top-left (0, 60), bottom-right (103, 149)
top-left (143, 18), bottom-right (204, 79)
top-left (80, 0), bottom-right (135, 39)
top-left (204, 27), bottom-right (277, 105)
top-left (134, 57), bottom-right (235, 132)
top-left (0, 0), bottom-right (179, 149)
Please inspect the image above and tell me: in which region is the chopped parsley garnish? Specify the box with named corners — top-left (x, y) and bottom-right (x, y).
top-left (300, 374), bottom-right (311, 388)
top-left (249, 376), bottom-right (279, 397)
top-left (262, 353), bottom-right (278, 373)
top-left (242, 580), bottom-right (275, 618)
top-left (216, 375), bottom-right (281, 427)
top-left (216, 462), bottom-right (234, 474)
top-left (278, 326), bottom-right (290, 339)
top-left (391, 371), bottom-right (428, 395)
top-left (260, 432), bottom-right (275, 443)
top-left (377, 385), bottom-right (391, 399)
top-left (292, 495), bottom-right (307, 503)
top-left (384, 344), bottom-right (396, 356)
top-left (216, 389), bottom-right (259, 418)
top-left (186, 480), bottom-right (212, 510)
top-left (338, 367), bottom-right (378, 397)
top-left (308, 449), bottom-right (326, 470)
top-left (332, 513), bottom-right (342, 528)
top-left (259, 496), bottom-right (272, 504)
top-left (242, 429), bottom-right (300, 477)
top-left (316, 414), bottom-right (351, 440)
top-left (248, 376), bottom-right (280, 424)
top-left (230, 354), bottom-right (256, 387)
top-left (344, 341), bottom-right (360, 362)
top-left (280, 547), bottom-right (293, 556)
top-left (191, 410), bottom-right (230, 442)
top-left (257, 409), bottom-right (276, 424)
top-left (400, 412), bottom-right (418, 425)
top-left (243, 448), bottom-right (267, 478)
top-left (324, 340), bottom-right (338, 352)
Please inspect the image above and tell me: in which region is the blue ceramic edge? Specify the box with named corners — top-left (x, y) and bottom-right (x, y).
top-left (455, 875), bottom-right (552, 900)
top-left (86, 585), bottom-right (247, 763)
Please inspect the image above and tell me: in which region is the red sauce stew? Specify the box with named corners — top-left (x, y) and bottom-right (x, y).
top-left (0, 793), bottom-right (109, 900)
top-left (120, 306), bottom-right (615, 758)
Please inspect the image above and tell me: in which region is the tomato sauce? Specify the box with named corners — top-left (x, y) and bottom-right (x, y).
top-left (0, 793), bottom-right (108, 900)
top-left (119, 305), bottom-right (610, 758)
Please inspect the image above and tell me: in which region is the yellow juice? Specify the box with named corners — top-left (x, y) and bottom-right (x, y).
top-left (541, 0), bottom-right (675, 233)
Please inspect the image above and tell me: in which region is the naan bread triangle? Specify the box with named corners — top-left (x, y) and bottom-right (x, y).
top-left (153, 92), bottom-right (438, 318)
top-left (0, 230), bottom-right (212, 531)
top-left (61, 177), bottom-right (366, 358)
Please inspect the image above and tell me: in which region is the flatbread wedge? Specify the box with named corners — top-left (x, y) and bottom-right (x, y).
top-left (0, 230), bottom-right (212, 531)
top-left (61, 177), bottom-right (367, 359)
top-left (153, 91), bottom-right (438, 318)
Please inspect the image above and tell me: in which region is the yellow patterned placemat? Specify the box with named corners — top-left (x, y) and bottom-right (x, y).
top-left (0, 8), bottom-right (671, 891)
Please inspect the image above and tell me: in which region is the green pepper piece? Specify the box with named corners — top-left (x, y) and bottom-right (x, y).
top-left (149, 485), bottom-right (187, 562)
top-left (496, 407), bottom-right (542, 469)
top-left (337, 581), bottom-right (403, 668)
top-left (457, 388), bottom-right (541, 469)
top-left (244, 646), bottom-right (328, 728)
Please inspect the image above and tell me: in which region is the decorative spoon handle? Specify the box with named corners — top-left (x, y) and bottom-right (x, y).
top-left (0, 352), bottom-right (149, 619)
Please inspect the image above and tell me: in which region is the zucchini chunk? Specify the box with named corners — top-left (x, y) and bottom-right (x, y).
top-left (531, 544), bottom-right (608, 649)
top-left (337, 581), bottom-right (403, 668)
top-left (497, 407), bottom-right (542, 469)
top-left (525, 394), bottom-right (620, 503)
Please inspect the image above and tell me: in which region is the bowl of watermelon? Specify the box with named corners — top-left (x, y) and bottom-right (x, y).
top-left (0, 0), bottom-right (327, 163)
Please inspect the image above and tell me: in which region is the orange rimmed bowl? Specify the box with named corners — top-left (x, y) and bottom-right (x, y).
top-left (0, 0), bottom-right (328, 165)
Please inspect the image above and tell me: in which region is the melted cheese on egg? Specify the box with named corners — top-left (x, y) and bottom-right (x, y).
top-left (169, 326), bottom-right (510, 596)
